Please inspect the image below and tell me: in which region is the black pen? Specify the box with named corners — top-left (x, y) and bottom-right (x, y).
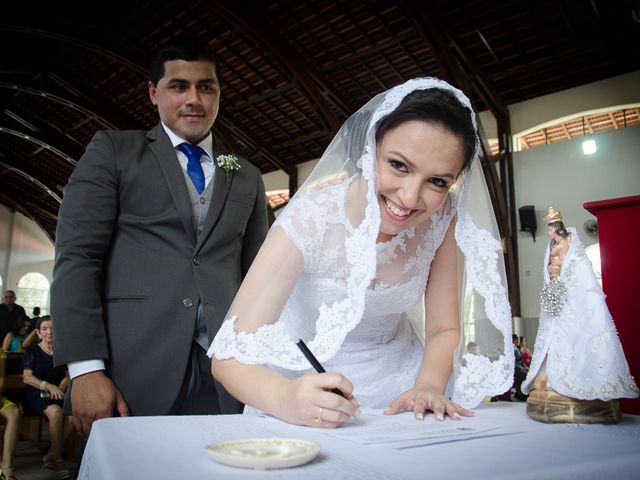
top-left (296, 339), bottom-right (361, 420)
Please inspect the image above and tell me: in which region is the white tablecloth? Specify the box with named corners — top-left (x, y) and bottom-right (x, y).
top-left (79, 402), bottom-right (640, 480)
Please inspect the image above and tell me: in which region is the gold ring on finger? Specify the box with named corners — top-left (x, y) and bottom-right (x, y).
top-left (316, 407), bottom-right (323, 423)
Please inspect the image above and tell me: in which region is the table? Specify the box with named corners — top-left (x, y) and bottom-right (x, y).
top-left (79, 402), bottom-right (640, 480)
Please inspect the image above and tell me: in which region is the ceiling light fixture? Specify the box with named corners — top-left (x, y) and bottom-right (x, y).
top-left (582, 139), bottom-right (597, 154)
top-left (581, 116), bottom-right (597, 155)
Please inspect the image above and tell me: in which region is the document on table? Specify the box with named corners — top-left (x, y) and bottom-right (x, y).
top-left (297, 408), bottom-right (520, 449)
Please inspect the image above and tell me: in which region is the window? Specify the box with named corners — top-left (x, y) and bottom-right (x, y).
top-left (585, 243), bottom-right (602, 287)
top-left (17, 272), bottom-right (49, 316)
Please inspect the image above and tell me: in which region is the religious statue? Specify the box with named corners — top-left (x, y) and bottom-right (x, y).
top-left (522, 207), bottom-right (639, 423)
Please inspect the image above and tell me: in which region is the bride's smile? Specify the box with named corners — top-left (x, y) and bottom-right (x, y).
top-left (382, 196), bottom-right (413, 218)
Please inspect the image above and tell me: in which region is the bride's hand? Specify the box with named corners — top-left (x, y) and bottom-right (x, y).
top-left (278, 372), bottom-right (360, 428)
top-left (384, 384), bottom-right (473, 421)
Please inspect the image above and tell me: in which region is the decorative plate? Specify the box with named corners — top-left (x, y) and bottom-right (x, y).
top-left (204, 437), bottom-right (321, 470)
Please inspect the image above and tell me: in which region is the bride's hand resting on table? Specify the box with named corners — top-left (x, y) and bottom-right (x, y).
top-left (277, 372), bottom-right (360, 428)
top-left (384, 384), bottom-right (473, 421)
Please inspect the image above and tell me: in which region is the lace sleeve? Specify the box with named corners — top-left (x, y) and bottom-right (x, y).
top-left (272, 192), bottom-right (328, 271)
top-left (208, 183), bottom-right (346, 366)
top-left (207, 223), bottom-right (305, 364)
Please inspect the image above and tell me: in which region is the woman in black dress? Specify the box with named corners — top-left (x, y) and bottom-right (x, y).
top-left (22, 316), bottom-right (72, 479)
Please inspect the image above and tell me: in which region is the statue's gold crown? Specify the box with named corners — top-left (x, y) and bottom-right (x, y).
top-left (543, 206), bottom-right (563, 224)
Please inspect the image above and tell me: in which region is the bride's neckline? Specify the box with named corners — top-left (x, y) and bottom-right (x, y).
top-left (376, 226), bottom-right (413, 246)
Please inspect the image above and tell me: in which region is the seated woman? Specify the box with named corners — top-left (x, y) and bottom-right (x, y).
top-left (209, 77), bottom-right (514, 428)
top-left (519, 336), bottom-right (532, 368)
top-left (2, 316), bottom-right (31, 353)
top-left (0, 347), bottom-right (20, 480)
top-left (22, 316), bottom-right (72, 479)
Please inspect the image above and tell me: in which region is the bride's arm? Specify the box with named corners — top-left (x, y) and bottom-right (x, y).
top-left (220, 226), bottom-right (303, 335)
top-left (415, 220), bottom-right (463, 409)
top-left (385, 219), bottom-right (472, 420)
top-left (210, 226), bottom-right (358, 427)
top-left (212, 357), bottom-right (357, 427)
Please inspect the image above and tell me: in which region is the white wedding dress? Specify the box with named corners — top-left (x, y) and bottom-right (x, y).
top-left (214, 178), bottom-right (453, 408)
top-left (209, 77), bottom-right (514, 412)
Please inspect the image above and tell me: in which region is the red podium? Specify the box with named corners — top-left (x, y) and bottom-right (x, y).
top-left (584, 195), bottom-right (640, 414)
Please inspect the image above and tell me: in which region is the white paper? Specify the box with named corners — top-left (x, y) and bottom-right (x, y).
top-left (297, 408), bottom-right (519, 449)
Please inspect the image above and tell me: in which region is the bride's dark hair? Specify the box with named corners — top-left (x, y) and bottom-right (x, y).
top-left (374, 88), bottom-right (476, 176)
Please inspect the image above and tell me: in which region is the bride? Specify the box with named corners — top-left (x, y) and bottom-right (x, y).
top-left (208, 77), bottom-right (513, 428)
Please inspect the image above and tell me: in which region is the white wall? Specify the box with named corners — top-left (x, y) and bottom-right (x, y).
top-left (514, 124), bottom-right (640, 344)
top-left (0, 205), bottom-right (54, 309)
top-left (263, 158), bottom-right (319, 193)
top-left (262, 169), bottom-right (289, 192)
top-left (479, 70), bottom-right (640, 139)
top-left (0, 206), bottom-right (15, 290)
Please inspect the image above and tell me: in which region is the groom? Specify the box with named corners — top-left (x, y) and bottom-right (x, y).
top-left (51, 36), bottom-right (268, 437)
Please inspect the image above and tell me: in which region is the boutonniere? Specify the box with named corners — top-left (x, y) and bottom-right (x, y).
top-left (217, 154), bottom-right (241, 182)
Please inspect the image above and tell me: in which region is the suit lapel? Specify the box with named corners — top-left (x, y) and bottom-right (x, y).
top-left (147, 125), bottom-right (198, 244)
top-left (196, 141), bottom-right (232, 251)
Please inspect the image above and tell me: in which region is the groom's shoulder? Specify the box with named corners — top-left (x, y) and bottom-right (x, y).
top-left (89, 128), bottom-right (148, 147)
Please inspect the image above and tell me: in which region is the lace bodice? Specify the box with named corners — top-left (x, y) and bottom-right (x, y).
top-left (211, 179), bottom-right (453, 407)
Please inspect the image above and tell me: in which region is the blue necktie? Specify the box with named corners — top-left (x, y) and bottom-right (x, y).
top-left (178, 143), bottom-right (206, 194)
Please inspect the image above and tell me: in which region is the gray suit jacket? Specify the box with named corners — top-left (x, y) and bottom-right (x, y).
top-left (51, 124), bottom-right (268, 415)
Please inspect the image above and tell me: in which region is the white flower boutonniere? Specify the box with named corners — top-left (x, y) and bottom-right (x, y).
top-left (217, 154), bottom-right (241, 182)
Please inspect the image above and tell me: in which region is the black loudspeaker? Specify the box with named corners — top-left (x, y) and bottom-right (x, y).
top-left (519, 205), bottom-right (537, 241)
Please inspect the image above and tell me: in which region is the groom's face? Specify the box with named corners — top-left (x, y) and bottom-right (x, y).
top-left (148, 59), bottom-right (220, 144)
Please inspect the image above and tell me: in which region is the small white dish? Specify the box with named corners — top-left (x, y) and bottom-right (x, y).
top-left (204, 437), bottom-right (321, 470)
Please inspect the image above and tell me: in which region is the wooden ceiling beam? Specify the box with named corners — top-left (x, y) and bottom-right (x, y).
top-left (1, 69), bottom-right (284, 179)
top-left (1, 102), bottom-right (87, 158)
top-left (21, 200), bottom-right (59, 222)
top-left (213, 121), bottom-right (294, 175)
top-left (0, 160), bottom-right (61, 203)
top-left (0, 126), bottom-right (76, 168)
top-left (0, 189), bottom-right (55, 242)
top-left (210, 1), bottom-right (344, 132)
top-left (0, 25), bottom-right (147, 78)
top-left (3, 15), bottom-right (325, 187)
top-left (0, 80), bottom-right (120, 129)
top-left (320, 31), bottom-right (417, 70)
top-left (584, 117), bottom-right (594, 135)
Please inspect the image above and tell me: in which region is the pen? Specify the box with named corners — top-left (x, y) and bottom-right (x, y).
top-left (296, 339), bottom-right (361, 421)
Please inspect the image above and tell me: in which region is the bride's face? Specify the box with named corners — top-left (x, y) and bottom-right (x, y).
top-left (375, 119), bottom-right (464, 242)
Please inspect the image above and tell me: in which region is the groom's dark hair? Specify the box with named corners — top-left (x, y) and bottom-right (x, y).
top-left (149, 36), bottom-right (221, 85)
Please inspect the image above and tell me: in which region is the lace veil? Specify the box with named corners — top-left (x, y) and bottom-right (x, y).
top-left (209, 77), bottom-right (514, 408)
